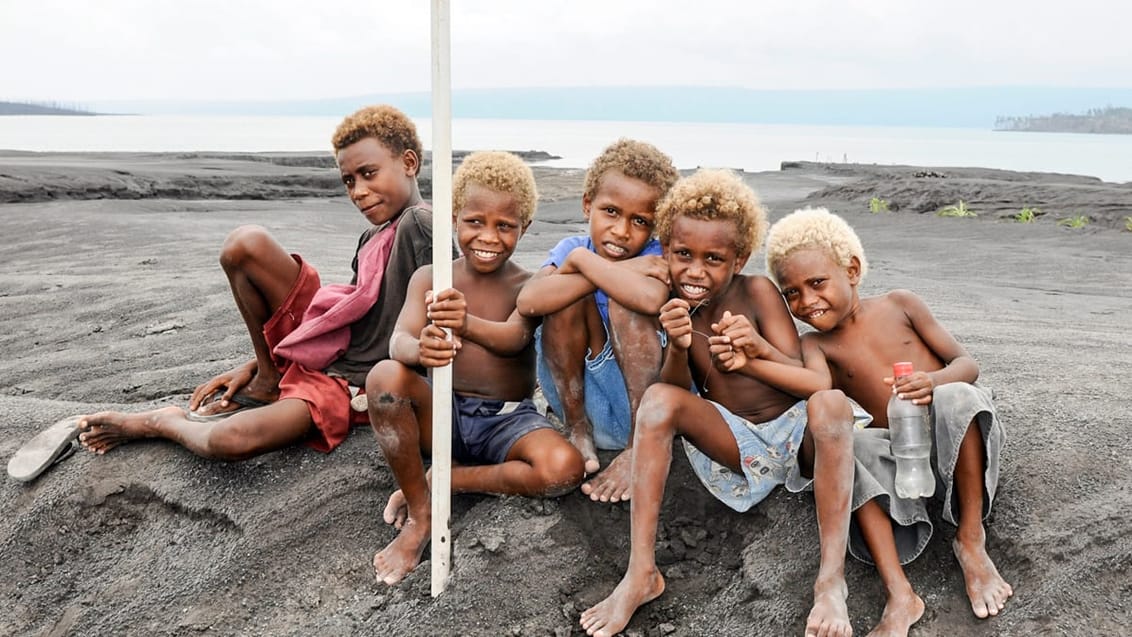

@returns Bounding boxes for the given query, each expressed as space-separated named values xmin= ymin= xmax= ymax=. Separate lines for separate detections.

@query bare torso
xmin=809 ymin=292 xmax=945 ymax=426
xmin=687 ymin=275 xmax=798 ymax=424
xmin=451 ymin=258 xmax=537 ymax=401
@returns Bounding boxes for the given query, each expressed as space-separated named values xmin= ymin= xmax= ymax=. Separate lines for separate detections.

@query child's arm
xmin=515 ymin=264 xmax=598 ymax=317
xmin=563 ymin=249 xmax=670 ymax=314
xmin=709 ymin=277 xmax=830 ymax=397
xmin=885 ymin=290 xmax=979 ymax=405
xmin=427 ymin=287 xmax=536 ymax=357
xmin=389 ymin=267 xmax=458 ymax=368
xmin=657 ymin=298 xmax=694 ymax=389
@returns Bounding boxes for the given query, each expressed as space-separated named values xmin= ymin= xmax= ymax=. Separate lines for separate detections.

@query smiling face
xmin=583 ymin=170 xmax=661 ymax=261
xmin=335 ymin=137 xmax=417 ymax=226
xmin=772 ymin=247 xmax=861 ymax=332
xmin=665 ymin=215 xmax=748 ymax=305
xmin=455 ymin=183 xmax=526 ymax=273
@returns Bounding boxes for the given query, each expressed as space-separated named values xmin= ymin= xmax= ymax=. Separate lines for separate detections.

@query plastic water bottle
xmin=887 ymin=362 xmax=935 ymax=499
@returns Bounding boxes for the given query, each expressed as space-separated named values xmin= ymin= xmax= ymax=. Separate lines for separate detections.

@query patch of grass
xmin=1125 ymin=216 xmax=1132 ymax=232
xmin=1014 ymin=207 xmax=1039 ymax=223
xmin=869 ymin=197 xmax=890 ymax=213
xmin=936 ymin=200 xmax=977 ymax=218
xmin=1057 ymin=214 xmax=1089 ymax=229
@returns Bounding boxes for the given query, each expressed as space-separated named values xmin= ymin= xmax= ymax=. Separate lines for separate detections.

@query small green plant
xmin=1057 ymin=214 xmax=1088 ymax=229
xmin=1015 ymin=207 xmax=1039 ymax=223
xmin=936 ymin=200 xmax=977 ymax=218
xmin=1124 ymin=216 xmax=1132 ymax=232
xmin=869 ymin=197 xmax=890 ymax=213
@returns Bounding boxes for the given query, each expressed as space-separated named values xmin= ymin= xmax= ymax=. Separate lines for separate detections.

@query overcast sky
xmin=2 ymin=0 xmax=1129 ymax=103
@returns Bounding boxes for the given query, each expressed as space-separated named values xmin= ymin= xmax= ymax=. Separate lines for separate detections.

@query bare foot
xmin=953 ymin=528 xmax=1013 ymax=618
xmin=806 ymin=576 xmax=852 ymax=637
xmin=567 ymin=423 xmax=600 ymax=475
xmin=866 ymin=588 xmax=924 ymax=637
xmin=77 ymin=406 xmax=182 ymax=454
xmin=580 ymin=448 xmax=633 ymax=502
xmin=580 ymin=567 xmax=665 ymax=637
xmin=193 ymin=385 xmax=278 ymax=418
xmin=373 ymin=514 xmax=430 ymax=586
xmin=383 ymin=489 xmax=408 ymax=529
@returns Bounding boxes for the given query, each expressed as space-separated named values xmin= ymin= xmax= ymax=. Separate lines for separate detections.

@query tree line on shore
xmin=0 ymin=100 xmax=94 ymax=116
xmin=994 ymin=106 xmax=1132 ymax=134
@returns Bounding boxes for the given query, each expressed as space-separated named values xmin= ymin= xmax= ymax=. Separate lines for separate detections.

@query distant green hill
xmin=995 ymin=106 xmax=1132 ymax=134
xmin=0 ymin=101 xmax=95 ymax=115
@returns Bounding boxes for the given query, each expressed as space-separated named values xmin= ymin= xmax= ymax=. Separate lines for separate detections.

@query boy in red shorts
xmin=76 ymin=104 xmax=443 ymax=459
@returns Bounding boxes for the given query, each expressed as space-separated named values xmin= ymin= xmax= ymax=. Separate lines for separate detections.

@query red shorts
xmin=263 ymin=255 xmax=369 ymax=453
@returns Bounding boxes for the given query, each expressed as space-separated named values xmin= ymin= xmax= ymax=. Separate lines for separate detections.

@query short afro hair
xmin=331 ymin=105 xmax=423 ymax=175
xmin=655 ymin=169 xmax=767 ymax=258
xmin=453 ymin=151 xmax=539 ymax=226
xmin=765 ymin=207 xmax=869 ymax=285
xmin=583 ymin=138 xmax=679 ymax=203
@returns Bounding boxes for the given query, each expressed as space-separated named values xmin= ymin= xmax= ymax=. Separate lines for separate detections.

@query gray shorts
xmin=848 ymin=382 xmax=1005 ymax=565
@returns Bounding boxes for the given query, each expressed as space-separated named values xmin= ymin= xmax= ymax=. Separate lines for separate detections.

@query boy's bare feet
xmin=383 ymin=489 xmax=409 ymax=529
xmin=953 ymin=528 xmax=1012 ymax=618
xmin=866 ymin=588 xmax=924 ymax=637
xmin=806 ymin=576 xmax=853 ymax=637
xmin=580 ymin=567 xmax=665 ymax=637
xmin=373 ymin=512 xmax=430 ymax=586
xmin=580 ymin=449 xmax=633 ymax=502
xmin=77 ymin=406 xmax=183 ymax=453
xmin=192 ymin=383 xmax=278 ymax=418
xmin=566 ymin=421 xmax=600 ymax=475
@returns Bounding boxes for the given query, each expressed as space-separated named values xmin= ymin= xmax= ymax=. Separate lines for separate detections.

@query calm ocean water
xmin=2 ymin=115 xmax=1130 ymax=183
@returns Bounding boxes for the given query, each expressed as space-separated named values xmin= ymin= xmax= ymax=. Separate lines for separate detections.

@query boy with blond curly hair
xmin=766 ymin=207 xmax=1010 ymax=636
xmin=517 ymin=138 xmax=678 ymax=502
xmin=368 ymin=151 xmax=585 ymax=586
xmin=582 ymin=171 xmax=861 ymax=637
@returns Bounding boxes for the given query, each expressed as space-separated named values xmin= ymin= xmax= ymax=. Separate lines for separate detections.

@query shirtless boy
xmin=77 ymin=105 xmax=438 ymax=459
xmin=582 ymin=170 xmax=860 ymax=637
xmin=516 ymin=139 xmax=678 ymax=502
xmin=367 ymin=151 xmax=585 ymax=585
xmin=766 ymin=207 xmax=1011 ymax=635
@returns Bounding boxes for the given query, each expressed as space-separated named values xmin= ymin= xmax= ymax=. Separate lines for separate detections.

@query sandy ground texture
xmin=1 ymin=151 xmax=1130 ymax=636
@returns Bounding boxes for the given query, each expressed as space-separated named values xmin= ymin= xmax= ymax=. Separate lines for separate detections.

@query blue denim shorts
xmin=535 ymin=325 xmax=665 ymax=450
xmin=451 ymin=395 xmax=553 ymax=465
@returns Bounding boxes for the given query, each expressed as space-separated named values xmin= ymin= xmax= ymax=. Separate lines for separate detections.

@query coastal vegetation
xmin=0 ymin=100 xmax=94 ymax=115
xmin=995 ymin=106 xmax=1132 ymax=134
xmin=869 ymin=196 xmax=890 ymax=213
xmin=937 ymin=200 xmax=977 ymax=218
xmin=1014 ymin=207 xmax=1040 ymax=223
xmin=1058 ymin=214 xmax=1089 ymax=229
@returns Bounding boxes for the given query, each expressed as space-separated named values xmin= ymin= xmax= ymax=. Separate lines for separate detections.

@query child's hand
xmin=883 ymin=371 xmax=935 ymax=405
xmin=659 ymin=298 xmax=693 ymax=350
xmin=709 ymin=334 xmax=746 ymax=372
xmin=623 ymin=255 xmax=670 ymax=284
xmin=425 ymin=288 xmax=467 ymax=336
xmin=418 ymin=323 xmax=460 ymax=368
xmin=711 ymin=310 xmax=768 ymax=360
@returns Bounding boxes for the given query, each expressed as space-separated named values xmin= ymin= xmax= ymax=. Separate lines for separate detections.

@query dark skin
xmin=775 ymin=246 xmax=1013 ymax=633
xmin=582 ymin=216 xmax=857 ymax=637
xmin=516 ymin=170 xmax=669 ymax=502
xmin=368 ymin=185 xmax=585 ymax=586
xmin=76 ymin=136 xmax=421 ymax=460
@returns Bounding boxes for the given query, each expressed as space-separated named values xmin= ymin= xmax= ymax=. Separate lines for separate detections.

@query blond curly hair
xmin=583 ymin=138 xmax=679 ymax=203
xmin=452 ymin=151 xmax=539 ymax=226
xmin=764 ymin=207 xmax=869 ymax=285
xmin=655 ymin=169 xmax=767 ymax=258
xmin=331 ymin=105 xmax=423 ymax=175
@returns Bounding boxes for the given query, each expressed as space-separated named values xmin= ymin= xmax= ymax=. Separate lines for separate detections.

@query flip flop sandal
xmin=187 ymin=390 xmax=273 ymax=423
xmin=7 ymin=416 xmax=84 ymax=482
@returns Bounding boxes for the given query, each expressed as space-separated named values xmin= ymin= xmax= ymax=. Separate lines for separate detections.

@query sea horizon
xmin=2 ymin=114 xmax=1130 ymax=184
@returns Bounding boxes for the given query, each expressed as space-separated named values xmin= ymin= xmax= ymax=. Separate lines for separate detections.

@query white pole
xmin=429 ymin=0 xmax=454 ymax=598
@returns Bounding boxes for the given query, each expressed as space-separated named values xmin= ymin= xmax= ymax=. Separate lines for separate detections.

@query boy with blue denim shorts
xmin=582 ymin=170 xmax=861 ymax=637
xmin=366 ymin=151 xmax=585 ymax=586
xmin=516 ymin=139 xmax=679 ymax=502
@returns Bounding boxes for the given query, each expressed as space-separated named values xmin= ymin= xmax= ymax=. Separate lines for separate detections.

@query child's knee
xmin=538 ymin=444 xmax=586 ymax=495
xmin=220 ymin=224 xmax=272 ymax=269
xmin=806 ymin=390 xmax=853 ymax=442
xmin=635 ymin=384 xmax=681 ymax=437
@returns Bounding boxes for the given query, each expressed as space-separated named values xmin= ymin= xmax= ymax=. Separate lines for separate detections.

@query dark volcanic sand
xmin=1 ymin=151 xmax=1129 ymax=636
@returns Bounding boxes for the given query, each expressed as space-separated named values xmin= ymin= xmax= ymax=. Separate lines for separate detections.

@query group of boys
xmin=73 ymin=104 xmax=1011 ymax=637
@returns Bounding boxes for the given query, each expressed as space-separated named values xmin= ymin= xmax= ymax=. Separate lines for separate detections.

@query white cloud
xmin=0 ymin=0 xmax=1128 ymax=102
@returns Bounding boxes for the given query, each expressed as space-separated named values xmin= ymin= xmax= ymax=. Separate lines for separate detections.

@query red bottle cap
xmin=893 ymin=362 xmax=914 ymax=377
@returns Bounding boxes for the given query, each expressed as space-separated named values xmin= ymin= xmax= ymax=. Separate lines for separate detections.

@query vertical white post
xmin=429 ymin=0 xmax=454 ymax=598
